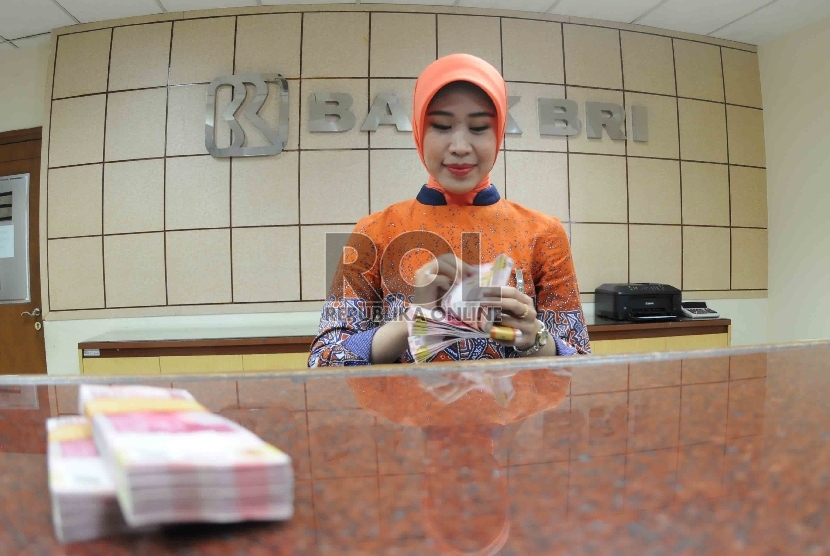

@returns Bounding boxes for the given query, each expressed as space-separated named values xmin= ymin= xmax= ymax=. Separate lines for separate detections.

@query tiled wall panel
xmin=43 ymin=7 xmax=767 ymax=316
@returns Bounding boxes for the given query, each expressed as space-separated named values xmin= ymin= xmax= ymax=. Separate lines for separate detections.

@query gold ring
xmin=519 ymin=304 xmax=529 ymax=319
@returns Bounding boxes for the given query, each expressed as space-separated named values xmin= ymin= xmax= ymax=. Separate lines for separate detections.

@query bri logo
xmin=205 ymin=74 xmax=290 ymax=158
xmin=206 ymin=72 xmax=650 ymax=158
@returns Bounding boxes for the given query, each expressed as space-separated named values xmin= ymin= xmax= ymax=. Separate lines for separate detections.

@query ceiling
xmin=1 ymin=0 xmax=829 ymax=51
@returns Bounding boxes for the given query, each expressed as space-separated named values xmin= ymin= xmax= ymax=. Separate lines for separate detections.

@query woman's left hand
xmin=479 ymin=286 xmax=541 ymax=351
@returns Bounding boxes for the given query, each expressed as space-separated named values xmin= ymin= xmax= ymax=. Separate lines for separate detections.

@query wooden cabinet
xmin=78 ymin=337 xmax=314 ymax=376
xmin=591 ymin=333 xmax=730 ymax=355
xmin=589 ymin=319 xmax=731 ymax=356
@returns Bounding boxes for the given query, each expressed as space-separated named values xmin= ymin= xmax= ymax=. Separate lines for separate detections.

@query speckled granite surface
xmin=1 ymin=343 xmax=828 ymax=554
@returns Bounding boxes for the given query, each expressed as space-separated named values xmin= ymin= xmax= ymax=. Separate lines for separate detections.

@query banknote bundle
xmin=46 ymin=385 xmax=294 ymax=543
xmin=47 ymin=416 xmax=135 ymax=543
xmin=408 ymin=254 xmax=521 ymax=363
xmin=77 ymin=385 xmax=294 ymax=528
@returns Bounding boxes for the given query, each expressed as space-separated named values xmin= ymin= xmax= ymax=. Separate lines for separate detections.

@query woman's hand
xmin=480 ymin=286 xmax=541 ymax=351
xmin=412 ymin=254 xmax=475 ymax=308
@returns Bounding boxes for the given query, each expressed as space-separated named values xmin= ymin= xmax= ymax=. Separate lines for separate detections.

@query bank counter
xmin=1 ymin=341 xmax=828 ymax=553
xmin=76 ymin=316 xmax=732 ymax=376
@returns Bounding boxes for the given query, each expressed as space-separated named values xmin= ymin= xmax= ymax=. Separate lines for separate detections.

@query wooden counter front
xmin=587 ymin=317 xmax=731 ymax=355
xmin=79 ymin=336 xmax=316 ymax=359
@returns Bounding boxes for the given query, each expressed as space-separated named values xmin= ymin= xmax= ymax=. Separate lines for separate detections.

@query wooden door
xmin=0 ymin=128 xmax=46 ymax=374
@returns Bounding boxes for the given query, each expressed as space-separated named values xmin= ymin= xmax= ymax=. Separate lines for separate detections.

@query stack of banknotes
xmin=47 ymin=416 xmax=136 ymax=543
xmin=47 ymin=385 xmax=294 ymax=543
xmin=407 ymin=254 xmax=520 ymax=363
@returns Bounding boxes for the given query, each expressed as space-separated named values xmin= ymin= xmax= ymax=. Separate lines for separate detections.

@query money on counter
xmin=76 ymin=385 xmax=294 ymax=528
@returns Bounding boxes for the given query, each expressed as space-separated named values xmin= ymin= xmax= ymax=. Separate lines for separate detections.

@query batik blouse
xmin=308 ymin=185 xmax=591 ymax=367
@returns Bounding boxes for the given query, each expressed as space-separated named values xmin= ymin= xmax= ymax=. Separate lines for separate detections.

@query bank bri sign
xmin=205 ymin=73 xmax=649 ymax=158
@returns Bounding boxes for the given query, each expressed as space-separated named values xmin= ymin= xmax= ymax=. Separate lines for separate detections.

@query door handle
xmin=21 ymin=308 xmax=41 ymax=317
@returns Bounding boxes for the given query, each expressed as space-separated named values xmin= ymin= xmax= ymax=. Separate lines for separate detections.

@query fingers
xmin=413 ymin=274 xmax=452 ymax=305
xmin=415 ymin=259 xmax=447 ymax=287
xmin=495 ymin=312 xmax=537 ymax=329
xmin=435 ymin=254 xmax=476 ymax=279
xmin=413 ymin=256 xmax=460 ymax=306
xmin=490 ymin=317 xmax=541 ymax=350
xmin=483 ymin=304 xmax=536 ymax=343
xmin=428 ymin=274 xmax=452 ymax=293
xmin=434 ymin=257 xmax=460 ymax=281
xmin=480 ymin=293 xmax=537 ymax=320
xmin=482 ymin=286 xmax=534 ymax=307
xmin=417 ymin=258 xmax=541 ymax=312
xmin=416 ymin=255 xmax=476 ymax=287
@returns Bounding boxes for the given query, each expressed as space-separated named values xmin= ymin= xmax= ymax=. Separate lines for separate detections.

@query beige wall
xmin=760 ymin=15 xmax=830 ymax=342
xmin=0 ymin=40 xmax=51 ymax=133
xmin=40 ymin=5 xmax=768 ymax=322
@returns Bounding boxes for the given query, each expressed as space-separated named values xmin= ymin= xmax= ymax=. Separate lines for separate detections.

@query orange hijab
xmin=412 ymin=54 xmax=508 ymax=206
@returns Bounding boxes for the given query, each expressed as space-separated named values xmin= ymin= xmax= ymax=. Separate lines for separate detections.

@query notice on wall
xmin=0 ymin=225 xmax=13 ymax=259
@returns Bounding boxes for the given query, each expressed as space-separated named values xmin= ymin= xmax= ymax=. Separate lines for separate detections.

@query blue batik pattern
xmin=309 ymin=295 xmax=590 ymax=367
xmin=310 ymin=293 xmax=516 ymax=367
xmin=538 ymin=309 xmax=591 ymax=355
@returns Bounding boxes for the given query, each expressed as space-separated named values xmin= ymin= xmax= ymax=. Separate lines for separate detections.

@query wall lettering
xmin=207 ymin=74 xmax=649 ymax=157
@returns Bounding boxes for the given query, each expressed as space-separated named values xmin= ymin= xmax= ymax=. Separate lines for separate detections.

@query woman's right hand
xmin=412 ymin=254 xmax=474 ymax=309
xmin=371 ymin=255 xmax=471 ymax=364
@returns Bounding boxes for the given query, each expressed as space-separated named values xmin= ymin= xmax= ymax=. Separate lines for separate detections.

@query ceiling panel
xmin=637 ymin=0 xmax=771 ymax=36
xmin=11 ymin=33 xmax=51 ymax=48
xmin=457 ymin=0 xmax=553 ymax=12
xmin=360 ymin=0 xmax=455 ymax=5
xmin=0 ymin=0 xmax=76 ymax=40
xmin=552 ymin=0 xmax=662 ymax=24
xmin=711 ymin=0 xmax=830 ymax=44
xmin=160 ymin=0 xmax=256 ymax=11
xmin=259 ymin=0 xmax=354 ymax=5
xmin=0 ymin=0 xmax=825 ymax=54
xmin=57 ymin=0 xmax=162 ymax=23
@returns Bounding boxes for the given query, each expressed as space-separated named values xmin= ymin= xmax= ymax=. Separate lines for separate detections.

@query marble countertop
xmin=1 ymin=342 xmax=828 ymax=554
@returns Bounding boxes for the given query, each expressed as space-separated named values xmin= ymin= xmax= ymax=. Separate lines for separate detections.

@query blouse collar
xmin=415 ymin=184 xmax=501 ymax=207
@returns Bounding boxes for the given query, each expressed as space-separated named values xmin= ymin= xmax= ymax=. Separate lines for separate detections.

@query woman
xmin=309 ymin=54 xmax=589 ymax=367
